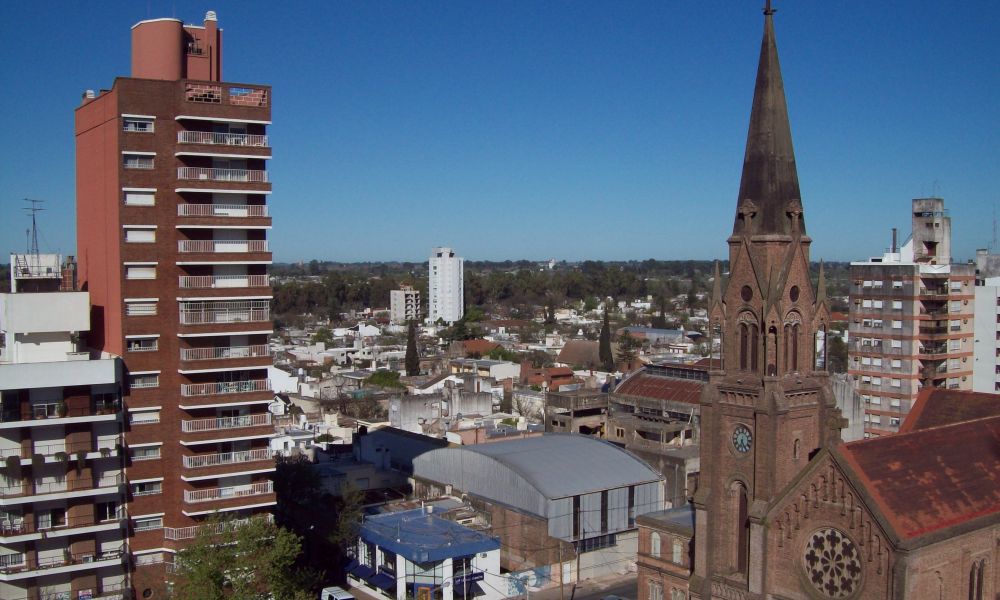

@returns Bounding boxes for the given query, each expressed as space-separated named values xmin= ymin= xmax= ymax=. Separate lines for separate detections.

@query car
xmin=320 ymin=586 xmax=356 ymax=600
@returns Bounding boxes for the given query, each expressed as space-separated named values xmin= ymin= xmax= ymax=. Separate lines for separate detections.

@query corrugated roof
xmin=838 ymin=415 xmax=1000 ymax=540
xmin=460 ymin=433 xmax=662 ymax=499
xmin=613 ymin=373 xmax=703 ymax=405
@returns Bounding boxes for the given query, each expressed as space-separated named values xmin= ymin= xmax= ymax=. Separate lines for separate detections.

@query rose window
xmin=802 ymin=528 xmax=863 ymax=598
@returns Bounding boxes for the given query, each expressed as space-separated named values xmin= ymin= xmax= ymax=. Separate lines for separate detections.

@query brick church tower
xmin=689 ymin=4 xmax=843 ymax=598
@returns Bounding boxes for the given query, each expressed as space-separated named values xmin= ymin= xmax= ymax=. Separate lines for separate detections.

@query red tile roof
xmin=557 ymin=340 xmax=601 ymax=368
xmin=900 ymin=388 xmax=1000 ymax=433
xmin=838 ymin=415 xmax=1000 ymax=540
xmin=613 ymin=372 xmax=704 ymax=405
xmin=461 ymin=339 xmax=501 ymax=356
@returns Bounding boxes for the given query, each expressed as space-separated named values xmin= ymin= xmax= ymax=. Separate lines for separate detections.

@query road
xmin=531 ymin=573 xmax=637 ymax=600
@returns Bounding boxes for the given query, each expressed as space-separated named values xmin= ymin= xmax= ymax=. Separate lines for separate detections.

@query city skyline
xmin=1 ymin=1 xmax=998 ymax=263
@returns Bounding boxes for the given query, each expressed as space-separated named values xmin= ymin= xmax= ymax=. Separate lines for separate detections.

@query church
xmin=635 ymin=4 xmax=1000 ymax=600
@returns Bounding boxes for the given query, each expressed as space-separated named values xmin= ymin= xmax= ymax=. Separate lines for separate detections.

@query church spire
xmin=733 ymin=2 xmax=804 ymax=237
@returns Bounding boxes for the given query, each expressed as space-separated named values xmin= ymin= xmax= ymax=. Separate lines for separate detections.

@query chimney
xmin=891 ymin=228 xmax=898 ymax=253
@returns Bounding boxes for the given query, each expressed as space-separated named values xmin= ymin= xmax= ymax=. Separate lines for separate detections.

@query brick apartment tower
xmin=75 ymin=11 xmax=275 ymax=594
xmin=848 ymin=199 xmax=975 ymax=437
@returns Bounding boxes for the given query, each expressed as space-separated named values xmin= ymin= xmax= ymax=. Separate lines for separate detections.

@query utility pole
xmin=558 ymin=543 xmax=565 ymax=600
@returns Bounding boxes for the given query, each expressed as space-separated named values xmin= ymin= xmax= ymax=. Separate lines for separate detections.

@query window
xmin=650 ymin=532 xmax=661 ymax=557
xmin=873 ymin=300 xmax=883 ymax=309
xmin=892 ymin=280 xmax=904 ymax=289
xmin=672 ymin=540 xmax=683 ymax=564
xmin=890 ymin=399 xmax=901 ymax=409
xmin=861 ymin=357 xmax=871 ymax=366
xmin=891 ymin=339 xmax=903 ymax=349
xmin=873 ymin=280 xmax=884 ymax=288
xmin=125 ymin=302 xmax=157 ymax=316
xmin=950 ymin=301 xmax=962 ymax=313
xmin=125 ymin=265 xmax=156 ymax=280
xmin=870 ymin=396 xmax=882 ymax=406
xmin=97 ymin=501 xmax=120 ymax=521
xmin=890 ymin=379 xmax=901 ymax=388
xmin=123 ymin=191 xmax=155 ymax=206
xmin=862 ymin=280 xmax=872 ymax=288
xmin=872 ymin=357 xmax=883 ymax=367
xmin=36 ymin=509 xmax=66 ymax=530
xmin=124 ymin=227 xmax=155 ymax=243
xmin=872 ymin=377 xmax=882 ymax=386
xmin=123 ymin=153 xmax=154 ymax=169
xmin=122 ymin=117 xmax=154 ymax=133
xmin=891 ymin=320 xmax=902 ymax=329
xmin=129 ymin=410 xmax=160 ymax=425
xmin=574 ymin=533 xmax=616 ymax=553
xmin=891 ymin=359 xmax=901 ymax=369
xmin=127 ymin=337 xmax=158 ymax=352
xmin=134 ymin=516 xmax=163 ymax=532
xmin=129 ymin=374 xmax=159 ymax=389
xmin=131 ymin=446 xmax=161 ymax=461
xmin=949 ymin=339 xmax=961 ymax=351
xmin=969 ymin=559 xmax=986 ymax=600
xmin=873 ymin=320 xmax=883 ymax=328
xmin=892 ymin=300 xmax=902 ymax=310
xmin=131 ymin=481 xmax=162 ymax=496
xmin=889 ymin=417 xmax=901 ymax=427
xmin=134 ymin=552 xmax=164 ymax=566
xmin=648 ymin=581 xmax=663 ymax=600
xmin=862 ymin=299 xmax=872 ymax=309
xmin=950 ymin=320 xmax=962 ymax=331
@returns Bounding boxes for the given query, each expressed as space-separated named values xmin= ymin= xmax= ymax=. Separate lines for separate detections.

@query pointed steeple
xmin=733 ymin=3 xmax=804 ymax=237
xmin=815 ymin=260 xmax=827 ymax=305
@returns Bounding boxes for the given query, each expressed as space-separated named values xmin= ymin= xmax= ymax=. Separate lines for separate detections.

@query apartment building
xmin=428 ymin=247 xmax=464 ymax=324
xmin=848 ymin=198 xmax=975 ymax=437
xmin=972 ymin=249 xmax=1000 ymax=392
xmin=389 ymin=285 xmax=421 ymax=324
xmin=1 ymin=255 xmax=127 ymax=600
xmin=74 ymin=12 xmax=275 ymax=595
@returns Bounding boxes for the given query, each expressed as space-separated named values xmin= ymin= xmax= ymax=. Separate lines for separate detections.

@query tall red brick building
xmin=637 ymin=5 xmax=1000 ymax=600
xmin=75 ymin=11 xmax=275 ymax=596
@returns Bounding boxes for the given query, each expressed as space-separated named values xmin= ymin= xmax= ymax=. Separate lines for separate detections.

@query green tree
xmin=599 ymin=310 xmax=614 ymax=371
xmin=618 ymin=331 xmax=641 ymax=369
xmin=329 ymin=483 xmax=365 ymax=553
xmin=827 ymin=334 xmax=848 ymax=373
xmin=367 ymin=370 xmax=404 ymax=389
xmin=405 ymin=320 xmax=420 ymax=376
xmin=312 ymin=327 xmax=333 ymax=345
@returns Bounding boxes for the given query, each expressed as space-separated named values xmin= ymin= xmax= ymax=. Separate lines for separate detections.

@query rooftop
xmin=361 ymin=508 xmax=500 ymax=562
xmin=637 ymin=504 xmax=695 ymax=535
xmin=899 ymin=388 xmax=1000 ymax=433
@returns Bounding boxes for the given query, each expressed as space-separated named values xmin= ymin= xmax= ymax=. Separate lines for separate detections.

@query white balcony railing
xmin=180 ymin=344 xmax=270 ymax=362
xmin=182 ymin=448 xmax=272 ymax=469
xmin=179 ymin=379 xmax=271 ymax=397
xmin=163 ymin=514 xmax=272 ymax=540
xmin=181 ymin=412 xmax=272 ymax=433
xmin=177 ymin=167 xmax=268 ymax=183
xmin=178 ymin=203 xmax=269 ymax=218
xmin=178 ymin=131 xmax=268 ymax=147
xmin=178 ymin=301 xmax=270 ymax=325
xmin=184 ymin=481 xmax=273 ymax=503
xmin=178 ymin=275 xmax=270 ymax=289
xmin=177 ymin=240 xmax=270 ymax=253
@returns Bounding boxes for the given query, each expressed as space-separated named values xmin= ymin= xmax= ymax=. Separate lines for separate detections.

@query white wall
xmin=429 ymin=247 xmax=464 ymax=324
xmin=972 ymin=281 xmax=1000 ymax=393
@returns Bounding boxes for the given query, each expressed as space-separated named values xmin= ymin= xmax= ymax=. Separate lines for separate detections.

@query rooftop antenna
xmin=23 ymin=199 xmax=45 ymax=257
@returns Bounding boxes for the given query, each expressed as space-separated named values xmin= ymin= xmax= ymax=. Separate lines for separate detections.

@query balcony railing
xmin=178 ymin=275 xmax=270 ymax=289
xmin=0 ymin=512 xmax=123 ymax=537
xmin=182 ymin=448 xmax=271 ymax=469
xmin=177 ymin=167 xmax=268 ymax=183
xmin=0 ymin=474 xmax=122 ymax=498
xmin=178 ymin=203 xmax=269 ymax=218
xmin=179 ymin=302 xmax=270 ymax=325
xmin=181 ymin=412 xmax=272 ymax=433
xmin=184 ymin=481 xmax=273 ymax=503
xmin=177 ymin=240 xmax=270 ymax=253
xmin=0 ymin=439 xmax=118 ymax=460
xmin=0 ymin=549 xmax=124 ymax=575
xmin=178 ymin=131 xmax=268 ymax=147
xmin=180 ymin=344 xmax=270 ymax=362
xmin=180 ymin=379 xmax=270 ymax=398
xmin=0 ymin=402 xmax=120 ymax=424
xmin=163 ymin=514 xmax=273 ymax=540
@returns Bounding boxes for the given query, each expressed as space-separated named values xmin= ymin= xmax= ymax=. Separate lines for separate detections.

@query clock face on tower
xmin=732 ymin=424 xmax=753 ymax=454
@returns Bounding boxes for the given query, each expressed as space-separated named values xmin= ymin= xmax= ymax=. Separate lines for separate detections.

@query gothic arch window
xmin=785 ymin=312 xmax=802 ymax=374
xmin=767 ymin=326 xmax=778 ymax=376
xmin=968 ymin=559 xmax=985 ymax=600
xmin=729 ymin=480 xmax=750 ymax=576
xmin=650 ymin=531 xmax=661 ymax=558
xmin=793 ymin=438 xmax=801 ymax=460
xmin=737 ymin=313 xmax=759 ymax=373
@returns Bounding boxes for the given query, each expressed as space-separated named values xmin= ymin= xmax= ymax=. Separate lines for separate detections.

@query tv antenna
xmin=23 ymin=199 xmax=45 ymax=256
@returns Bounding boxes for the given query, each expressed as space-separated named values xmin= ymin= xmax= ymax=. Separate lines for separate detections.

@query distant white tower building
xmin=428 ymin=246 xmax=464 ymax=324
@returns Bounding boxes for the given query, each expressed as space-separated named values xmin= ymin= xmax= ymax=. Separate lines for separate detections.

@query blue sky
xmin=1 ymin=1 xmax=997 ymax=263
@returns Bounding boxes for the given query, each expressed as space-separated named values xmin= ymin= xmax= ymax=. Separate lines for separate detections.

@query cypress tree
xmin=599 ymin=309 xmax=614 ymax=371
xmin=405 ymin=320 xmax=420 ymax=376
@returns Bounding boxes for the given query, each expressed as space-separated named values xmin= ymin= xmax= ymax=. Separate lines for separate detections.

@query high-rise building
xmin=848 ymin=198 xmax=975 ymax=437
xmin=428 ymin=247 xmax=464 ymax=324
xmin=1 ymin=254 xmax=127 ymax=600
xmin=74 ymin=12 xmax=275 ymax=595
xmin=972 ymin=249 xmax=1000 ymax=393
xmin=389 ymin=285 xmax=421 ymax=324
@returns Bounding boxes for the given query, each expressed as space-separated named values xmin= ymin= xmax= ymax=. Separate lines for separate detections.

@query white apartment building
xmin=428 ymin=247 xmax=464 ymax=324
xmin=0 ymin=255 xmax=127 ymax=600
xmin=389 ymin=285 xmax=421 ymax=324
xmin=972 ymin=249 xmax=1000 ymax=393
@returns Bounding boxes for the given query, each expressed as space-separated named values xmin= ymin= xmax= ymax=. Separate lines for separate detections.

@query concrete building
xmin=74 ymin=12 xmax=275 ymax=594
xmin=972 ymin=249 xmax=1000 ymax=393
xmin=349 ymin=508 xmax=507 ymax=600
xmin=849 ymin=198 xmax=975 ymax=437
xmin=428 ymin=247 xmax=464 ymax=324
xmin=544 ymin=389 xmax=608 ymax=436
xmin=0 ymin=257 xmax=128 ymax=600
xmin=390 ymin=285 xmax=422 ymax=325
xmin=412 ymin=434 xmax=665 ymax=584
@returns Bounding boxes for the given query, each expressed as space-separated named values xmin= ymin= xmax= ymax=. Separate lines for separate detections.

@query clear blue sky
xmin=1 ymin=1 xmax=997 ymax=263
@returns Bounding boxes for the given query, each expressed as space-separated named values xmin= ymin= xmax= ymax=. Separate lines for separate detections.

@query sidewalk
xmin=528 ymin=572 xmax=637 ymax=600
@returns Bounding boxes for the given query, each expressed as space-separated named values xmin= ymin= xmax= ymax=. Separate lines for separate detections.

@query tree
xmin=405 ymin=320 xmax=420 ymax=376
xmin=618 ymin=332 xmax=641 ymax=369
xmin=599 ymin=310 xmax=614 ymax=371
xmin=312 ymin=327 xmax=333 ymax=345
xmin=172 ymin=515 xmax=316 ymax=600
xmin=329 ymin=483 xmax=365 ymax=553
xmin=827 ymin=334 xmax=848 ymax=373
xmin=367 ymin=370 xmax=404 ymax=389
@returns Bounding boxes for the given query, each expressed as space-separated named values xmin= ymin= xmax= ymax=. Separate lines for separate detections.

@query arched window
xmin=650 ymin=532 xmax=661 ymax=558
xmin=672 ymin=540 xmax=683 ymax=564
xmin=740 ymin=323 xmax=749 ymax=371
xmin=751 ymin=324 xmax=759 ymax=372
xmin=791 ymin=323 xmax=800 ymax=372
xmin=793 ymin=439 xmax=801 ymax=460
xmin=969 ymin=559 xmax=985 ymax=600
xmin=729 ymin=481 xmax=750 ymax=576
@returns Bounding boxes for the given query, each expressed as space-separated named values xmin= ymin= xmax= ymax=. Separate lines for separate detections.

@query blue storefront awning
xmin=369 ymin=572 xmax=395 ymax=591
xmin=351 ymin=564 xmax=376 ymax=580
xmin=455 ymin=582 xmax=485 ymax=597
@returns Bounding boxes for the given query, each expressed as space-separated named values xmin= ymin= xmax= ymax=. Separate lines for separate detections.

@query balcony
xmin=181 ymin=413 xmax=272 ymax=433
xmin=0 ymin=512 xmax=123 ymax=539
xmin=182 ymin=448 xmax=271 ymax=469
xmin=180 ymin=344 xmax=270 ymax=362
xmin=178 ymin=275 xmax=270 ymax=289
xmin=0 ymin=548 xmax=125 ymax=580
xmin=178 ymin=204 xmax=269 ymax=218
xmin=184 ymin=481 xmax=273 ymax=503
xmin=178 ymin=240 xmax=270 ymax=253
xmin=1 ymin=438 xmax=118 ymax=462
xmin=179 ymin=301 xmax=271 ymax=325
xmin=180 ymin=379 xmax=271 ymax=398
xmin=177 ymin=167 xmax=267 ymax=183
xmin=0 ymin=401 xmax=120 ymax=429
xmin=178 ymin=131 xmax=268 ymax=147
xmin=163 ymin=514 xmax=272 ymax=540
xmin=0 ymin=474 xmax=122 ymax=500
